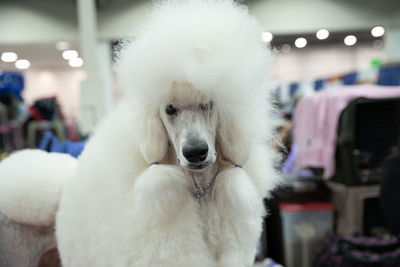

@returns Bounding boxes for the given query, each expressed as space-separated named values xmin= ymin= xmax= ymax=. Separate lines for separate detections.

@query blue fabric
xmin=64 ymin=140 xmax=86 ymax=158
xmin=50 ymin=137 xmax=66 ymax=154
xmin=275 ymin=86 xmax=281 ymax=102
xmin=0 ymin=72 xmax=24 ymax=100
xmin=342 ymin=72 xmax=358 ymax=85
xmin=37 ymin=131 xmax=54 ymax=151
xmin=38 ymin=131 xmax=85 ymax=158
xmin=289 ymin=83 xmax=299 ymax=97
xmin=314 ymin=79 xmax=325 ymax=91
xmin=378 ymin=65 xmax=400 ymax=86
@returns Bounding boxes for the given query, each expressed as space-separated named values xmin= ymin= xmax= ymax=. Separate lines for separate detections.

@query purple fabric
xmin=281 ymin=144 xmax=313 ymax=177
xmin=294 ymin=84 xmax=400 ymax=179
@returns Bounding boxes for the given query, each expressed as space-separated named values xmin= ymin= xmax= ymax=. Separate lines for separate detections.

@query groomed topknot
xmin=116 ymin=0 xmax=273 ymax=111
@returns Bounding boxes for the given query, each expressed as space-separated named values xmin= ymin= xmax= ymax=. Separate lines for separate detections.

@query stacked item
xmin=25 ymin=97 xmax=65 ymax=148
xmin=293 ymin=84 xmax=400 ymax=265
xmin=0 ymin=72 xmax=25 ymax=156
xmin=280 ymin=202 xmax=334 ymax=267
xmin=335 ymin=98 xmax=400 ymax=185
xmin=328 ymin=181 xmax=381 ymax=236
xmin=25 ymin=97 xmax=86 ymax=155
xmin=294 ymin=84 xmax=400 ymax=181
xmin=263 ymin=177 xmax=332 ymax=266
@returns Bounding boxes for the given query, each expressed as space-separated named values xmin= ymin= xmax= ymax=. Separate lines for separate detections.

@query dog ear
xmin=217 ymin=114 xmax=250 ymax=165
xmin=137 ymin=106 xmax=168 ymax=164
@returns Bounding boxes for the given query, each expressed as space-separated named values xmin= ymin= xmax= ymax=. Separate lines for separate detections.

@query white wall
xmin=0 ymin=0 xmax=78 ymax=44
xmin=22 ymin=70 xmax=86 ymax=123
xmin=386 ymin=29 xmax=400 ymax=61
xmin=270 ymin=44 xmax=387 ymax=82
xmin=98 ymin=0 xmax=151 ymax=39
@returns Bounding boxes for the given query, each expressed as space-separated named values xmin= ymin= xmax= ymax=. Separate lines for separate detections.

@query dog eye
xmin=200 ymin=101 xmax=213 ymax=112
xmin=165 ymin=104 xmax=178 ymax=115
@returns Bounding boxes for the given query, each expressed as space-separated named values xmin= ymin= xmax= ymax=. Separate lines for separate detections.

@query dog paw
xmin=132 ymin=165 xmax=193 ymax=217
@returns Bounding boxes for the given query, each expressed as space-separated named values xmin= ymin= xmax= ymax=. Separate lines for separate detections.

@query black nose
xmin=182 ymin=139 xmax=209 ymax=163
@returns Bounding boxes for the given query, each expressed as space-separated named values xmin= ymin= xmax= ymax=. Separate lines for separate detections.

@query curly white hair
xmin=0 ymin=1 xmax=281 ymax=266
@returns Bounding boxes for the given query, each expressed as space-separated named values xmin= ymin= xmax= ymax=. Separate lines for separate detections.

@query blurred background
xmin=0 ymin=0 xmax=399 ymax=135
xmin=0 ymin=0 xmax=400 ymax=267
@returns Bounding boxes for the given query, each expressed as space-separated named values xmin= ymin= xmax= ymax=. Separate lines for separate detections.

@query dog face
xmin=159 ymin=85 xmax=218 ymax=171
xmin=138 ymin=83 xmax=249 ymax=168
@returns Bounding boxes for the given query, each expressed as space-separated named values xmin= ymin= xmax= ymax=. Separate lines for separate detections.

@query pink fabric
xmin=294 ymin=84 xmax=400 ymax=179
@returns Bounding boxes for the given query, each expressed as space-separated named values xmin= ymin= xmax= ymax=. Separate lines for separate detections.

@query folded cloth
xmin=38 ymin=131 xmax=85 ymax=158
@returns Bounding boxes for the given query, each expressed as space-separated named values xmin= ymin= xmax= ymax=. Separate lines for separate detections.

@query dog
xmin=0 ymin=1 xmax=280 ymax=266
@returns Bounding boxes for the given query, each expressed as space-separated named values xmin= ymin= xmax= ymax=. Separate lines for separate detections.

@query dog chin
xmin=182 ymin=161 xmax=213 ymax=171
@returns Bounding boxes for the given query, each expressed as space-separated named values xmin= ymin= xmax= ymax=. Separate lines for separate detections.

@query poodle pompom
xmin=133 ymin=164 xmax=191 ymax=218
xmin=0 ymin=150 xmax=77 ymax=226
xmin=213 ymin=167 xmax=264 ymax=218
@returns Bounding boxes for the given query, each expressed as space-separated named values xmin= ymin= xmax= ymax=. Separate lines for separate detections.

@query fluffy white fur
xmin=0 ymin=150 xmax=77 ymax=226
xmin=0 ymin=1 xmax=281 ymax=266
xmin=56 ymin=1 xmax=280 ymax=266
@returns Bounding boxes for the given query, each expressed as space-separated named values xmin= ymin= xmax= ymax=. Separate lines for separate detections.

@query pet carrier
xmin=334 ymin=97 xmax=400 ymax=186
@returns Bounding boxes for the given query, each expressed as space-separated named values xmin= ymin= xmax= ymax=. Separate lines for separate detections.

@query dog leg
xmin=202 ymin=167 xmax=265 ymax=267
xmin=127 ymin=164 xmax=215 ymax=267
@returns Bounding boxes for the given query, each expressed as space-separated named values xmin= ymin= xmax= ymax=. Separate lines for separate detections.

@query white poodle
xmin=0 ymin=1 xmax=280 ymax=266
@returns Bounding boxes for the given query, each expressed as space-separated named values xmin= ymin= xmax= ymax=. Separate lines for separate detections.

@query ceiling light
xmin=69 ymin=58 xmax=83 ymax=67
xmin=281 ymin=44 xmax=291 ymax=53
xmin=56 ymin=41 xmax=71 ymax=51
xmin=316 ymin=29 xmax=329 ymax=40
xmin=1 ymin=52 xmax=18 ymax=62
xmin=15 ymin=59 xmax=30 ymax=69
xmin=344 ymin=35 xmax=357 ymax=46
xmin=295 ymin=37 xmax=307 ymax=48
xmin=62 ymin=50 xmax=78 ymax=60
xmin=261 ymin=31 xmax=273 ymax=43
xmin=371 ymin=26 xmax=385 ymax=37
